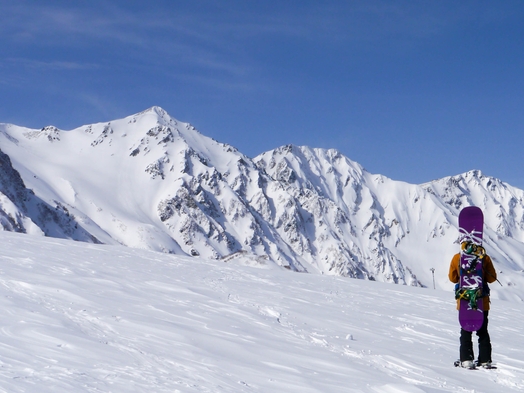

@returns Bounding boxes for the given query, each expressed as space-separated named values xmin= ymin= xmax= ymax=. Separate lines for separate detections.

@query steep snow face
xmin=423 ymin=170 xmax=524 ymax=241
xmin=422 ymin=170 xmax=524 ymax=279
xmin=0 ymin=147 xmax=96 ymax=241
xmin=256 ymin=146 xmax=524 ymax=289
xmin=255 ymin=145 xmax=420 ymax=284
xmin=1 ymin=107 xmax=524 ymax=289
xmin=0 ymin=107 xmax=308 ymax=271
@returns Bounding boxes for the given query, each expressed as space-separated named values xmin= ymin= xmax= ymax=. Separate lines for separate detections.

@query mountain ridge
xmin=1 ymin=107 xmax=523 ymax=290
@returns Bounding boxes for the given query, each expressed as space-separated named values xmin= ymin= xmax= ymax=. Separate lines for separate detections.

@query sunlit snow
xmin=0 ymin=231 xmax=523 ymax=392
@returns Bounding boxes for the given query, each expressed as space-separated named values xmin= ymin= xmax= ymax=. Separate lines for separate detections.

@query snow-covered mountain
xmin=1 ymin=107 xmax=524 ymax=289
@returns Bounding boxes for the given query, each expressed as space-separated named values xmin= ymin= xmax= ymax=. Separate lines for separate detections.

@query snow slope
xmin=0 ymin=230 xmax=523 ymax=392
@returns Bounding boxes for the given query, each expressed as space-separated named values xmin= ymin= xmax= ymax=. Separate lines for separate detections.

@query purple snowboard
xmin=458 ymin=206 xmax=484 ymax=332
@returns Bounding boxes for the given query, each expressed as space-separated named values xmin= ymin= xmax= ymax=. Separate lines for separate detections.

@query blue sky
xmin=1 ymin=0 xmax=524 ymax=188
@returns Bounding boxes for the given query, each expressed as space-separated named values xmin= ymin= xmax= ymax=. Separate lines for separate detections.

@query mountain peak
xmin=127 ymin=106 xmax=173 ymax=127
xmin=143 ymin=106 xmax=169 ymax=119
xmin=464 ymin=169 xmax=483 ymax=179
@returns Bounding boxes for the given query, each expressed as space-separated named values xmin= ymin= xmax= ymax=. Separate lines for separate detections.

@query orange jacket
xmin=448 ymin=253 xmax=497 ymax=310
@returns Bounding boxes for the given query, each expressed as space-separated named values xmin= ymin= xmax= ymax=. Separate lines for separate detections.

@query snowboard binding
xmin=455 ymin=285 xmax=483 ymax=310
xmin=461 ymin=241 xmax=485 ymax=258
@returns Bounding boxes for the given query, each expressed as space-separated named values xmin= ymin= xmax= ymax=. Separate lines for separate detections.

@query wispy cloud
xmin=1 ymin=1 xmax=519 ymax=95
xmin=2 ymin=1 xmax=518 ymax=50
xmin=0 ymin=2 xmax=256 ymax=80
xmin=0 ymin=2 xmax=158 ymax=49
xmin=5 ymin=58 xmax=99 ymax=71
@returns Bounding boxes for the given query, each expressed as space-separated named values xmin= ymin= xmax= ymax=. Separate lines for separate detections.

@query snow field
xmin=0 ymin=231 xmax=523 ymax=392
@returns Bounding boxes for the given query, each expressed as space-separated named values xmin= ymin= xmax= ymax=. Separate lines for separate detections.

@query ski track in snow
xmin=0 ymin=231 xmax=523 ymax=392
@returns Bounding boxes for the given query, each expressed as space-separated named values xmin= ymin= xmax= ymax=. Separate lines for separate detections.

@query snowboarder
xmin=449 ymin=243 xmax=497 ymax=369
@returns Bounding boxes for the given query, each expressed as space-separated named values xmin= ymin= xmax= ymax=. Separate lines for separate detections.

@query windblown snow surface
xmin=1 ymin=231 xmax=523 ymax=392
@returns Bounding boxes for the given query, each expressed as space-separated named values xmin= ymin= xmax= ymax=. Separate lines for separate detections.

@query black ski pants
xmin=460 ymin=311 xmax=492 ymax=363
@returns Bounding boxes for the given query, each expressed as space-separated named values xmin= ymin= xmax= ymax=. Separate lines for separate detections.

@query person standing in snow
xmin=448 ymin=245 xmax=497 ymax=369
